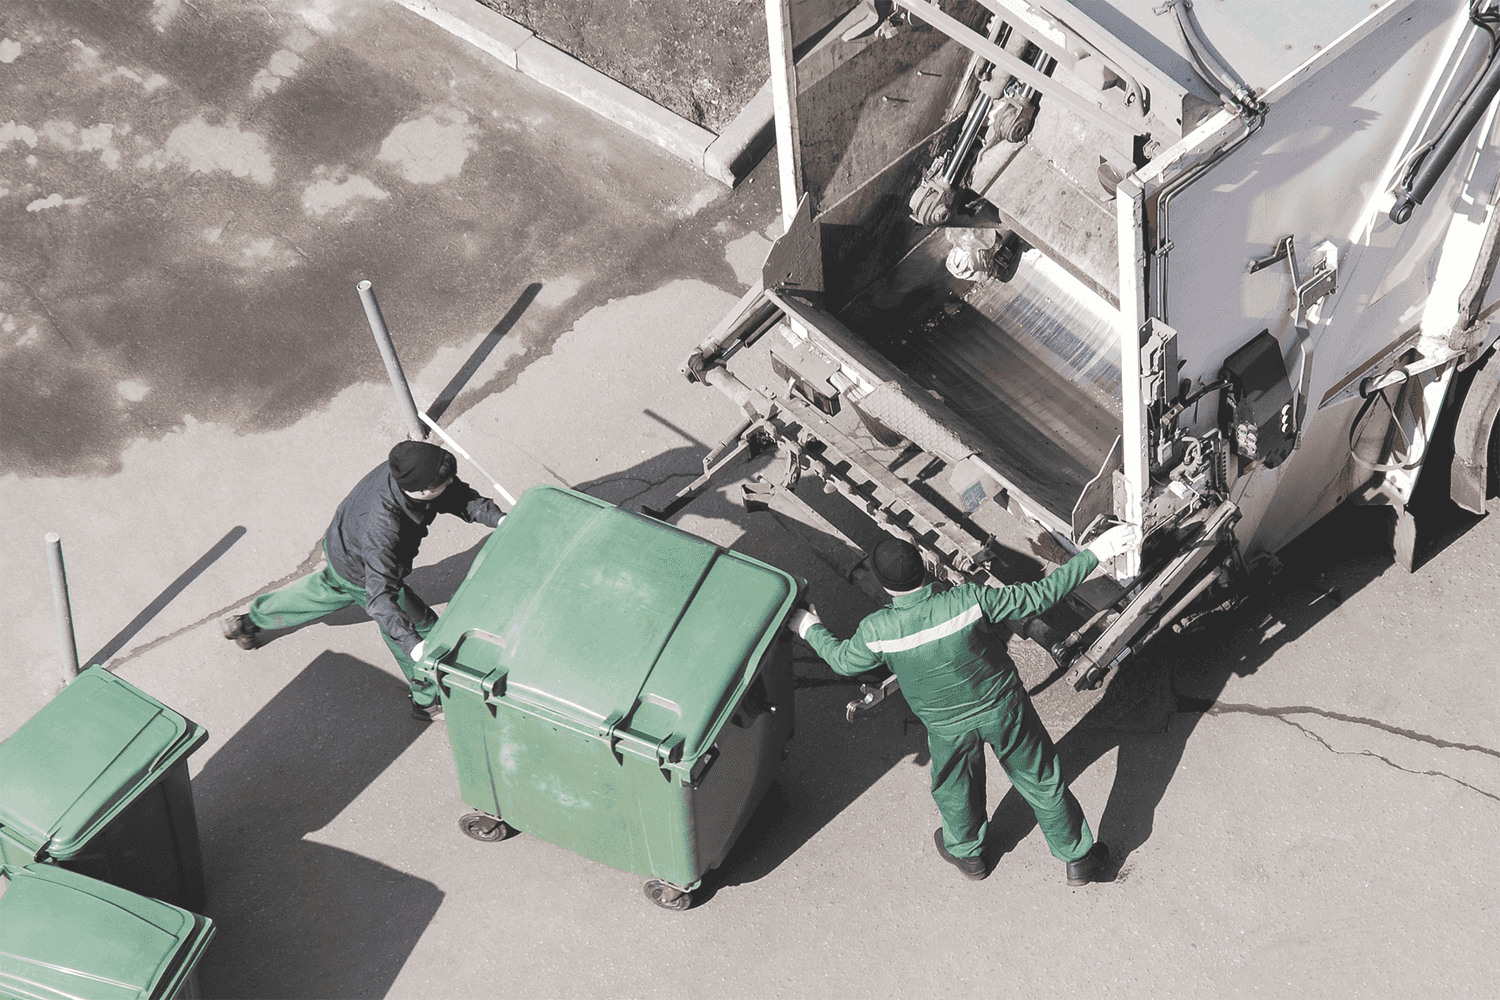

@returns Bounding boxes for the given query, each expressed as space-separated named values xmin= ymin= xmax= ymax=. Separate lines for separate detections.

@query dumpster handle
xmin=688 ymin=745 xmax=720 ymax=789
xmin=433 ymin=629 xmax=510 ymax=701
xmin=600 ymin=709 xmax=627 ymax=764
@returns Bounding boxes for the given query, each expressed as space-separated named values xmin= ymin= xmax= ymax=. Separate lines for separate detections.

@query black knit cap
xmin=872 ymin=538 xmax=925 ymax=591
xmin=389 ymin=441 xmax=455 ymax=492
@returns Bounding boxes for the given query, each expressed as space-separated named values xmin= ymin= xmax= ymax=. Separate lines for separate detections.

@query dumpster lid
xmin=0 ymin=667 xmax=207 ymax=860
xmin=0 ymin=863 xmax=214 ymax=1000
xmin=425 ymin=486 xmax=797 ymax=761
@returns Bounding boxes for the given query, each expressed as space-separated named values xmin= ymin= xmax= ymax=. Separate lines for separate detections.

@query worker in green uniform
xmin=789 ymin=525 xmax=1135 ymax=883
xmin=222 ymin=441 xmax=504 ymax=722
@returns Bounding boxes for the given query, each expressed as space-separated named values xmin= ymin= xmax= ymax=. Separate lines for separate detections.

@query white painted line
xmin=419 ymin=410 xmax=517 ymax=506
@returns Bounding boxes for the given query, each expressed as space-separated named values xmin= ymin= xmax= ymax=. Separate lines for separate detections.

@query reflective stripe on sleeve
xmin=866 ymin=604 xmax=983 ymax=654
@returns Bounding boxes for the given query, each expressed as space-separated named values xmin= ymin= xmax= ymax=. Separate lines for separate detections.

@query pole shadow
xmin=190 ymin=652 xmax=443 ymax=998
xmin=87 ymin=526 xmax=246 ymax=667
xmin=425 ymin=283 xmax=542 ymax=424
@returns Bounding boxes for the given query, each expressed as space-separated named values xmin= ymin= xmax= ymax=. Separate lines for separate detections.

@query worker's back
xmin=858 ymin=582 xmax=1021 ymax=735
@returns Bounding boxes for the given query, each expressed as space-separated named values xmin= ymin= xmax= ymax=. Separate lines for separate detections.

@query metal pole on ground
xmin=357 ymin=279 xmax=426 ymax=440
xmin=418 ymin=411 xmax=518 ymax=506
xmin=45 ymin=533 xmax=81 ymax=684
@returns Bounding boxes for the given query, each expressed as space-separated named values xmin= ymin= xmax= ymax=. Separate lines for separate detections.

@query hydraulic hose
xmin=1390 ymin=44 xmax=1500 ymax=223
xmin=1170 ymin=0 xmax=1262 ymax=122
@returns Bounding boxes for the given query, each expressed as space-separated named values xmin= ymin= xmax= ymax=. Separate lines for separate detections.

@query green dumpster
xmin=0 ymin=862 xmax=214 ymax=1000
xmin=418 ymin=485 xmax=799 ymax=910
xmin=0 ymin=667 xmax=209 ymax=912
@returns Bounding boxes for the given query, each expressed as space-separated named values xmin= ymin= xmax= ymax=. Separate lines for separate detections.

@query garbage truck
xmin=667 ymin=0 xmax=1500 ymax=694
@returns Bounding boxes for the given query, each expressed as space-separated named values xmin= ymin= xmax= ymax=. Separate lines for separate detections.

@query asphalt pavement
xmin=2 ymin=2 xmax=1497 ymax=998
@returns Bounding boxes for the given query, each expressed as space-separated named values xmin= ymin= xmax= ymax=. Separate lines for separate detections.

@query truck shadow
xmin=985 ymin=502 xmax=1401 ymax=874
xmin=190 ymin=652 xmax=442 ymax=999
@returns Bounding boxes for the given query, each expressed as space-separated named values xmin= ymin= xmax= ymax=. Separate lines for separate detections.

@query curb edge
xmin=389 ymin=0 xmax=773 ymax=188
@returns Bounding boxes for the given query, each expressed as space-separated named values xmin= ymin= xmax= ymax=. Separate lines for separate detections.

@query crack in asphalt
xmin=100 ymin=539 xmax=327 ymax=670
xmin=580 ymin=469 xmax=697 ymax=504
xmin=1208 ymin=701 xmax=1500 ymax=802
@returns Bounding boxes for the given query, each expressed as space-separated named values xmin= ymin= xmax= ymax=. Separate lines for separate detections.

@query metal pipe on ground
xmin=357 ymin=279 xmax=427 ymax=441
xmin=45 ymin=532 xmax=80 ymax=685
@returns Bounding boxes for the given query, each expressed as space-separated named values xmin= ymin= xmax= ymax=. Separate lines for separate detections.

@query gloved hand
xmin=1087 ymin=522 xmax=1138 ymax=562
xmin=410 ymin=640 xmax=426 ymax=663
xmin=786 ymin=605 xmax=822 ymax=639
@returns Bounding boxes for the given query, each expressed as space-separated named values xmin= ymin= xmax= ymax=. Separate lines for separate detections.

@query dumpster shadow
xmin=191 ymin=652 xmax=443 ymax=998
xmin=984 ymin=502 xmax=1398 ymax=876
xmin=702 ymin=676 xmax=930 ymax=901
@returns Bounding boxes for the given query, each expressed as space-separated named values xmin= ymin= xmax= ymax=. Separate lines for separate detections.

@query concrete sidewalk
xmin=391 ymin=0 xmax=775 ymax=186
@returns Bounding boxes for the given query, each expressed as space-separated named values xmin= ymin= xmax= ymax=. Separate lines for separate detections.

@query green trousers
xmin=928 ymin=692 xmax=1093 ymax=862
xmin=247 ymin=558 xmax=439 ymax=707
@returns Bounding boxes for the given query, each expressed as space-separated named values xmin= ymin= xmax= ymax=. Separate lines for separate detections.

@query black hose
xmin=1180 ymin=378 xmax=1230 ymax=410
xmin=1391 ymin=1 xmax=1500 ymax=223
xmin=1172 ymin=0 xmax=1262 ymax=121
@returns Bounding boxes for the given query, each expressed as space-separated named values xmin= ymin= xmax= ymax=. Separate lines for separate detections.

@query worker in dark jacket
xmin=223 ymin=441 xmax=505 ymax=721
xmin=789 ymin=526 xmax=1134 ymax=884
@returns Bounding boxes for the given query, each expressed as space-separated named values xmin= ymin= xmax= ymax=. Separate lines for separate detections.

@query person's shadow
xmin=984 ymin=501 xmax=1401 ymax=874
xmin=191 ymin=652 xmax=443 ymax=998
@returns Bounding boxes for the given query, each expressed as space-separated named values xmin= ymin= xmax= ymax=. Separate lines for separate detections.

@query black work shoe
xmin=221 ymin=614 xmax=261 ymax=650
xmin=410 ymin=698 xmax=445 ymax=723
xmin=1066 ymin=842 xmax=1110 ymax=885
xmin=933 ymin=828 xmax=988 ymax=881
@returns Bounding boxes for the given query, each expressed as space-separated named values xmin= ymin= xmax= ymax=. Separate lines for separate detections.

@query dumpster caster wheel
xmin=643 ymin=879 xmax=693 ymax=911
xmin=459 ymin=812 xmax=511 ymax=842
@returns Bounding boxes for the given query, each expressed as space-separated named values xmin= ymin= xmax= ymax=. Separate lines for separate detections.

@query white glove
xmin=787 ymin=607 xmax=822 ymax=639
xmin=410 ymin=640 xmax=426 ymax=663
xmin=1087 ymin=523 xmax=1138 ymax=562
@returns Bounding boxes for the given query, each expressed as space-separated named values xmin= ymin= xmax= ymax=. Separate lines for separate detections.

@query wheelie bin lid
xmin=421 ymin=485 xmax=799 ymax=765
xmin=0 ymin=862 xmax=214 ymax=1000
xmin=0 ymin=667 xmax=208 ymax=862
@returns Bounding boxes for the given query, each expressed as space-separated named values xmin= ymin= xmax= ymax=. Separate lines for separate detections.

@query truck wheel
xmin=459 ymin=812 xmax=511 ymax=842
xmin=1488 ymin=411 xmax=1500 ymax=498
xmin=643 ymin=879 xmax=693 ymax=911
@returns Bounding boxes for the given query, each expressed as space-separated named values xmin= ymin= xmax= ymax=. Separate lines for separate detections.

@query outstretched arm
xmin=801 ymin=617 xmax=884 ymax=677
xmin=977 ymin=550 xmax=1099 ymax=623
xmin=437 ymin=477 xmax=503 ymax=528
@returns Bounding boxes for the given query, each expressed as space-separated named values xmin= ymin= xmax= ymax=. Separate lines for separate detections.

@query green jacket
xmin=805 ymin=551 xmax=1098 ymax=735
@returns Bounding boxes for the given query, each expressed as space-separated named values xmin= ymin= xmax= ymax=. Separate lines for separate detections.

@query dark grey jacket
xmin=324 ymin=462 xmax=503 ymax=654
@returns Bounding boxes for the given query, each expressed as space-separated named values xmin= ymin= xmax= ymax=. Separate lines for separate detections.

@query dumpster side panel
xmin=492 ymin=707 xmax=648 ymax=874
xmin=622 ymin=755 xmax=696 ymax=888
xmin=442 ymin=684 xmax=504 ymax=819
xmin=687 ymin=639 xmax=796 ymax=875
xmin=58 ymin=760 xmax=207 ymax=912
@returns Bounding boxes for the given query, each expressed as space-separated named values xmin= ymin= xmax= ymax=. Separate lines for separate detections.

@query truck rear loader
xmin=668 ymin=0 xmax=1500 ymax=694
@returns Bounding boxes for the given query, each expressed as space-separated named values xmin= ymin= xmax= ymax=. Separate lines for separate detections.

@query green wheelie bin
xmin=0 ymin=862 xmax=215 ymax=999
xmin=0 ymin=666 xmax=209 ymax=912
xmin=417 ymin=485 xmax=799 ymax=910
